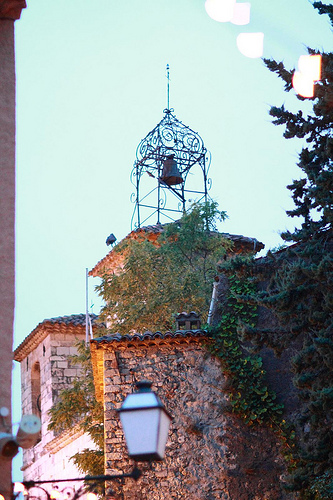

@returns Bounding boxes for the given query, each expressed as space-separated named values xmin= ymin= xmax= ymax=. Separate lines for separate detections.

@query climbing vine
xmin=209 ymin=275 xmax=284 ymax=426
xmin=208 ymin=269 xmax=301 ymax=490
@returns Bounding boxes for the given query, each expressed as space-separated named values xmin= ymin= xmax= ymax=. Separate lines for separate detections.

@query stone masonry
xmin=90 ymin=331 xmax=289 ymax=500
xmin=14 ymin=314 xmax=97 ymax=484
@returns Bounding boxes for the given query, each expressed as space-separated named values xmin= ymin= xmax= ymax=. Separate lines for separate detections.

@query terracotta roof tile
xmin=91 ymin=329 xmax=207 ymax=347
xmin=90 ymin=223 xmax=264 ymax=277
xmin=14 ymin=314 xmax=98 ymax=362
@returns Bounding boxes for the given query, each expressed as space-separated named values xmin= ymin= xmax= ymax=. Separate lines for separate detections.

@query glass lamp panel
xmin=156 ymin=409 xmax=172 ymax=459
xmin=121 ymin=392 xmax=159 ymax=409
xmin=120 ymin=408 xmax=160 ymax=456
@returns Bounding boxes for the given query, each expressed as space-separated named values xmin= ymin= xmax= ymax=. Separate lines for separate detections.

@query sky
xmin=11 ymin=0 xmax=332 ymax=480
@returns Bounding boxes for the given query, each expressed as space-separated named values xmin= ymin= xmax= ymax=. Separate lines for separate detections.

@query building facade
xmin=13 ymin=314 xmax=97 ymax=484
xmin=90 ymin=326 xmax=289 ymax=500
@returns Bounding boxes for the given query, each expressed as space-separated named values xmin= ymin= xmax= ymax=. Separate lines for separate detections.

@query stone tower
xmin=13 ymin=314 xmax=97 ymax=483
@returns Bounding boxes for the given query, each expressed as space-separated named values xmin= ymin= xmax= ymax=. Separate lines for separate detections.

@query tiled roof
xmin=91 ymin=329 xmax=208 ymax=347
xmin=220 ymin=233 xmax=264 ymax=252
xmin=90 ymin=328 xmax=209 ymax=402
xmin=90 ymin=223 xmax=264 ymax=277
xmin=14 ymin=314 xmax=98 ymax=362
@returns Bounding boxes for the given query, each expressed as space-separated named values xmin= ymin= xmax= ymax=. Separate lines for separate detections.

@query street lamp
xmin=118 ymin=380 xmax=172 ymax=462
xmin=13 ymin=381 xmax=171 ymax=500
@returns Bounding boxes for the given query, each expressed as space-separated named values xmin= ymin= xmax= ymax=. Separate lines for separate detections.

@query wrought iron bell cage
xmin=130 ymin=108 xmax=212 ymax=229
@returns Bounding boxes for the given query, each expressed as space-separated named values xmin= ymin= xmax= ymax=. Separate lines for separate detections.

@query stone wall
xmin=15 ymin=319 xmax=97 ymax=485
xmin=93 ymin=336 xmax=289 ymax=500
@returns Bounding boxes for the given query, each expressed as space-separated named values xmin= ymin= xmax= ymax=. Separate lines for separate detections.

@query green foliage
xmin=97 ymin=201 xmax=231 ymax=333
xmin=209 ymin=274 xmax=284 ymax=426
xmin=239 ymin=4 xmax=333 ymax=498
xmin=48 ymin=342 xmax=104 ymax=476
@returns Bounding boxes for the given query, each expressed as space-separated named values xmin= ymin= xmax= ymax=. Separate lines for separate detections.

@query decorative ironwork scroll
xmin=13 ymin=468 xmax=142 ymax=500
xmin=130 ymin=109 xmax=212 ymax=229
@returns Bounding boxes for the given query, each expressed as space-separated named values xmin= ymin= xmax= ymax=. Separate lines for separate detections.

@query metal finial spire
xmin=166 ymin=63 xmax=170 ymax=110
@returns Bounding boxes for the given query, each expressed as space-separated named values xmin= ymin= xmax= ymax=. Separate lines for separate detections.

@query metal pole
xmin=20 ymin=467 xmax=142 ymax=487
xmin=166 ymin=63 xmax=170 ymax=110
xmin=85 ymin=268 xmax=89 ymax=345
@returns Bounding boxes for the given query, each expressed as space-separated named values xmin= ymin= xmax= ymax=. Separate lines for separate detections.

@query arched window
xmin=31 ymin=362 xmax=41 ymax=442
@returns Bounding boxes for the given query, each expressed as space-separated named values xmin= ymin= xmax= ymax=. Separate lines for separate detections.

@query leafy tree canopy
xmin=97 ymin=201 xmax=231 ymax=333
xmin=48 ymin=201 xmax=230 ymax=477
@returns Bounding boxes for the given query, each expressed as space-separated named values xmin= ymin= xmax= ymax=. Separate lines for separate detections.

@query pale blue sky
xmin=12 ymin=0 xmax=332 ymax=479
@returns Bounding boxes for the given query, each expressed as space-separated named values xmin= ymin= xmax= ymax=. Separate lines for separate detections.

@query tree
xmin=97 ymin=201 xmax=231 ymax=333
xmin=48 ymin=342 xmax=104 ymax=476
xmin=48 ymin=201 xmax=230 ymax=476
xmin=227 ymin=4 xmax=333 ymax=498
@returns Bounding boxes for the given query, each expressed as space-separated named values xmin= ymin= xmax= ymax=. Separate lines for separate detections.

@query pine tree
xmin=234 ymin=3 xmax=333 ymax=497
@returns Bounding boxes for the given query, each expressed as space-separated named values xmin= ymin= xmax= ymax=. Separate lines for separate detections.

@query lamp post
xmin=13 ymin=381 xmax=171 ymax=500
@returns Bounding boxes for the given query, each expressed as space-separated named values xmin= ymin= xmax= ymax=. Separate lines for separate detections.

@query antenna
xmin=166 ymin=63 xmax=170 ymax=110
xmin=85 ymin=268 xmax=89 ymax=345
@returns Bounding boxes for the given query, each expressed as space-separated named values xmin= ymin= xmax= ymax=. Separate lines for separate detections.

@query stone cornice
xmin=0 ymin=0 xmax=27 ymax=20
xmin=44 ymin=425 xmax=84 ymax=455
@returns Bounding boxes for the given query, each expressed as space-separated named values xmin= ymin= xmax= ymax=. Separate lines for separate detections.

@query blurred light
xmin=231 ymin=2 xmax=251 ymax=25
xmin=236 ymin=32 xmax=264 ymax=58
xmin=298 ymin=54 xmax=321 ymax=81
xmin=13 ymin=483 xmax=26 ymax=493
xmin=205 ymin=0 xmax=236 ymax=22
xmin=50 ymin=489 xmax=62 ymax=500
xmin=87 ymin=493 xmax=98 ymax=500
xmin=292 ymin=71 xmax=314 ymax=98
xmin=0 ymin=495 xmax=5 ymax=500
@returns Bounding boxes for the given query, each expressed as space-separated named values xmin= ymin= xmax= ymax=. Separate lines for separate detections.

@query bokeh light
xmin=292 ymin=71 xmax=314 ymax=98
xmin=86 ymin=493 xmax=98 ymax=500
xmin=298 ymin=54 xmax=321 ymax=81
xmin=231 ymin=2 xmax=251 ymax=25
xmin=236 ymin=32 xmax=264 ymax=58
xmin=205 ymin=0 xmax=236 ymax=22
xmin=13 ymin=483 xmax=26 ymax=493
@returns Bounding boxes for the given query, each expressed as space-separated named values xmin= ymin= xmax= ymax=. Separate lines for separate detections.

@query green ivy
xmin=209 ymin=276 xmax=284 ymax=425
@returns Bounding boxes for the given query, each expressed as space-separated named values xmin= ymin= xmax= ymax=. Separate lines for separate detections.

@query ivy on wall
xmin=208 ymin=275 xmax=284 ymax=426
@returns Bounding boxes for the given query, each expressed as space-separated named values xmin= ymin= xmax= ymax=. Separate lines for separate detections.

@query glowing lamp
xmin=118 ymin=381 xmax=172 ymax=462
xmin=298 ymin=54 xmax=321 ymax=82
xmin=292 ymin=71 xmax=314 ymax=98
xmin=205 ymin=0 xmax=236 ymax=22
xmin=50 ymin=490 xmax=62 ymax=500
xmin=231 ymin=2 xmax=251 ymax=25
xmin=86 ymin=493 xmax=98 ymax=500
xmin=13 ymin=483 xmax=26 ymax=494
xmin=236 ymin=32 xmax=264 ymax=58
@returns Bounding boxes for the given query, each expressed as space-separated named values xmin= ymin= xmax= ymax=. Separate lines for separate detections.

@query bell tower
xmin=130 ymin=65 xmax=212 ymax=229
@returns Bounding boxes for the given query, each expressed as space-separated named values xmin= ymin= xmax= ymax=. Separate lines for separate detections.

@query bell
xmin=160 ymin=154 xmax=183 ymax=186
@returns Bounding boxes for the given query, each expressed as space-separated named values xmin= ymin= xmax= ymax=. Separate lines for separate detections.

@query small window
xmin=31 ymin=362 xmax=42 ymax=443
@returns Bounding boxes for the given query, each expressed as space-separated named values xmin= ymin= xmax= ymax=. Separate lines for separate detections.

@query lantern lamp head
xmin=118 ymin=380 xmax=172 ymax=462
